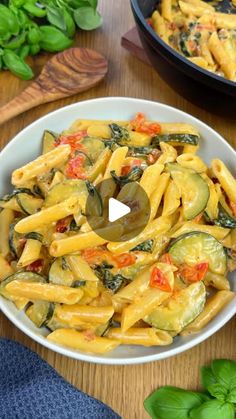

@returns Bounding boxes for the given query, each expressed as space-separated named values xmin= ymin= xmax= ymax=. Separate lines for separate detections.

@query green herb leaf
xmin=144 ymin=386 xmax=209 ymax=419
xmin=227 ymin=386 xmax=236 ymax=403
xmin=73 ymin=6 xmax=102 ymax=30
xmin=211 ymin=359 xmax=236 ymax=389
xmin=207 ymin=383 xmax=228 ymax=401
xmin=132 ymin=239 xmax=154 ymax=252
xmin=201 ymin=366 xmax=217 ymax=391
xmin=110 ymin=166 xmax=143 ymax=186
xmin=189 ymin=400 xmax=235 ymax=419
xmin=46 ymin=6 xmax=67 ymax=32
xmin=110 ymin=123 xmax=130 ymax=143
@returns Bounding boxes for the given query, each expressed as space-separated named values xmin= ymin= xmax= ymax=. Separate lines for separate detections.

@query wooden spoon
xmin=0 ymin=47 xmax=108 ymax=126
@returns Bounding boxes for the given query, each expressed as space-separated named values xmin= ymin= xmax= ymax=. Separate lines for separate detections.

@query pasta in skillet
xmin=0 ymin=112 xmax=235 ymax=354
xmin=150 ymin=0 xmax=236 ymax=81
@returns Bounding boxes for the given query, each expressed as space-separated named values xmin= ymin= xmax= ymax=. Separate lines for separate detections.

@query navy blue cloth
xmin=0 ymin=339 xmax=121 ymax=419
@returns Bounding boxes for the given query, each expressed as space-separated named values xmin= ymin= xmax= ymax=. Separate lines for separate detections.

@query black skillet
xmin=131 ymin=0 xmax=236 ymax=116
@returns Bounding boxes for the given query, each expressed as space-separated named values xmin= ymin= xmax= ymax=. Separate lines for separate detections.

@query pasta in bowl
xmin=0 ymin=97 xmax=235 ymax=364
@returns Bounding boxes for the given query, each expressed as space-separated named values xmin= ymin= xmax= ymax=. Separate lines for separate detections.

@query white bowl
xmin=0 ymin=97 xmax=235 ymax=364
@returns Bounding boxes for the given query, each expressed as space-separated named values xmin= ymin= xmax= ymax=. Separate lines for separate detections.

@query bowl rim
xmin=130 ymin=0 xmax=236 ymax=90
xmin=0 ymin=96 xmax=235 ymax=365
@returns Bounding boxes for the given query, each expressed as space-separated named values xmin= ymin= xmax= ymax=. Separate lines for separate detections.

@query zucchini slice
xmin=168 ymin=232 xmax=227 ymax=275
xmin=145 ymin=282 xmax=206 ymax=332
xmin=42 ymin=130 xmax=57 ymax=154
xmin=81 ymin=137 xmax=105 ymax=162
xmin=44 ymin=179 xmax=88 ymax=209
xmin=49 ymin=257 xmax=75 ymax=286
xmin=9 ymin=221 xmax=23 ymax=258
xmin=166 ymin=163 xmax=209 ymax=220
xmin=26 ymin=301 xmax=54 ymax=328
xmin=16 ymin=193 xmax=43 ymax=215
xmin=152 ymin=134 xmax=199 ymax=146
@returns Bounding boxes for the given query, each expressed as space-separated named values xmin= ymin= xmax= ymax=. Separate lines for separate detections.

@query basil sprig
xmin=144 ymin=359 xmax=236 ymax=419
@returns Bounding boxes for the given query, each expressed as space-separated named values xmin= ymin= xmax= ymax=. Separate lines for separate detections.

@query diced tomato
xmin=55 ymin=216 xmax=71 ymax=233
xmin=113 ymin=253 xmax=136 ymax=268
xmin=121 ymin=159 xmax=142 ymax=176
xmin=81 ymin=248 xmax=113 ymax=266
xmin=193 ymin=212 xmax=203 ymax=223
xmin=149 ymin=266 xmax=172 ymax=292
xmin=25 ymin=259 xmax=44 ymax=273
xmin=178 ymin=262 xmax=209 ymax=283
xmin=188 ymin=40 xmax=197 ymax=52
xmin=147 ymin=18 xmax=153 ymax=27
xmin=66 ymin=154 xmax=87 ymax=179
xmin=83 ymin=329 xmax=96 ymax=342
xmin=55 ymin=131 xmax=87 ymax=153
xmin=130 ymin=113 xmax=161 ymax=136
xmin=159 ymin=253 xmax=173 ymax=265
xmin=229 ymin=200 xmax=236 ymax=217
xmin=147 ymin=149 xmax=161 ymax=164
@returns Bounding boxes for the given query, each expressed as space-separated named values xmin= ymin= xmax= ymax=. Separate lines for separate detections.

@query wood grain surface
xmin=0 ymin=1 xmax=235 ymax=418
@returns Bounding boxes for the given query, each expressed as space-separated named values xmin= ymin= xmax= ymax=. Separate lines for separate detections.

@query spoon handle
xmin=0 ymin=84 xmax=44 ymax=126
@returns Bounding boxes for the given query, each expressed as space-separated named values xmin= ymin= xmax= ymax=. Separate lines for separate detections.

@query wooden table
xmin=0 ymin=1 xmax=235 ymax=418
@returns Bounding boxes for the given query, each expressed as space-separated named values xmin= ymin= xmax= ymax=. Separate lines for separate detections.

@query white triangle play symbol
xmin=108 ymin=198 xmax=131 ymax=222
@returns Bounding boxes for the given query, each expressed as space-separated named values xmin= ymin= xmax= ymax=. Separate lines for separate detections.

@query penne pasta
xmin=211 ymin=159 xmax=236 ymax=204
xmin=107 ymin=327 xmax=173 ymax=346
xmin=12 ymin=145 xmax=71 ymax=186
xmin=47 ymin=328 xmax=121 ymax=354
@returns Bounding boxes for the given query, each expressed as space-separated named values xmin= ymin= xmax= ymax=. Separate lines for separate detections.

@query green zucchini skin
xmin=166 ymin=163 xmax=209 ymax=220
xmin=26 ymin=301 xmax=54 ymax=328
xmin=215 ymin=204 xmax=236 ymax=228
xmin=9 ymin=221 xmax=22 ymax=258
xmin=110 ymin=166 xmax=143 ymax=186
xmin=16 ymin=193 xmax=43 ymax=215
xmin=152 ymin=134 xmax=199 ymax=146
xmin=168 ymin=231 xmax=227 ymax=275
xmin=24 ymin=232 xmax=43 ymax=242
xmin=0 ymin=188 xmax=35 ymax=203
xmin=42 ymin=130 xmax=57 ymax=154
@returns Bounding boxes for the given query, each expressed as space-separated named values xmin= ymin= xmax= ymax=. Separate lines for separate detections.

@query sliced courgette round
xmin=49 ymin=257 xmax=75 ymax=286
xmin=152 ymin=134 xmax=199 ymax=146
xmin=145 ymin=282 xmax=206 ymax=332
xmin=168 ymin=232 xmax=227 ymax=275
xmin=26 ymin=301 xmax=54 ymax=328
xmin=16 ymin=193 xmax=43 ymax=215
xmin=43 ymin=179 xmax=88 ymax=209
xmin=9 ymin=221 xmax=23 ymax=258
xmin=166 ymin=163 xmax=209 ymax=220
xmin=81 ymin=137 xmax=105 ymax=161
xmin=42 ymin=130 xmax=57 ymax=154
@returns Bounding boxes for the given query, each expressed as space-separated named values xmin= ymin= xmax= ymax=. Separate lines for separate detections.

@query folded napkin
xmin=0 ymin=338 xmax=121 ymax=419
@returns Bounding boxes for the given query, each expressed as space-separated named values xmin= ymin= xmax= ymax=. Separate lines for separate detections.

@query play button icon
xmin=108 ymin=198 xmax=131 ymax=222
xmin=85 ymin=178 xmax=151 ymax=242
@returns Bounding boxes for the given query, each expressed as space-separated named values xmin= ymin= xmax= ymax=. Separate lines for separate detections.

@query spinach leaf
xmin=72 ymin=280 xmax=86 ymax=287
xmin=211 ymin=359 xmax=236 ymax=389
xmin=132 ymin=239 xmax=154 ymax=252
xmin=85 ymin=180 xmax=103 ymax=216
xmin=201 ymin=366 xmax=217 ymax=391
xmin=144 ymin=386 xmax=209 ymax=419
xmin=109 ymin=123 xmax=130 ymax=144
xmin=110 ymin=166 xmax=143 ymax=187
xmin=189 ymin=400 xmax=235 ymax=419
xmin=94 ymin=263 xmax=128 ymax=293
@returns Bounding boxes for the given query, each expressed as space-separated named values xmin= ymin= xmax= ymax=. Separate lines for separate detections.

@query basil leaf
xmin=46 ymin=6 xmax=67 ymax=32
xmin=227 ymin=386 xmax=236 ymax=403
xmin=74 ymin=6 xmax=102 ymax=30
xmin=144 ymin=386 xmax=209 ymax=419
xmin=207 ymin=383 xmax=228 ymax=401
xmin=201 ymin=366 xmax=217 ymax=391
xmin=211 ymin=359 xmax=236 ymax=389
xmin=70 ymin=0 xmax=97 ymax=8
xmin=189 ymin=400 xmax=235 ymax=419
